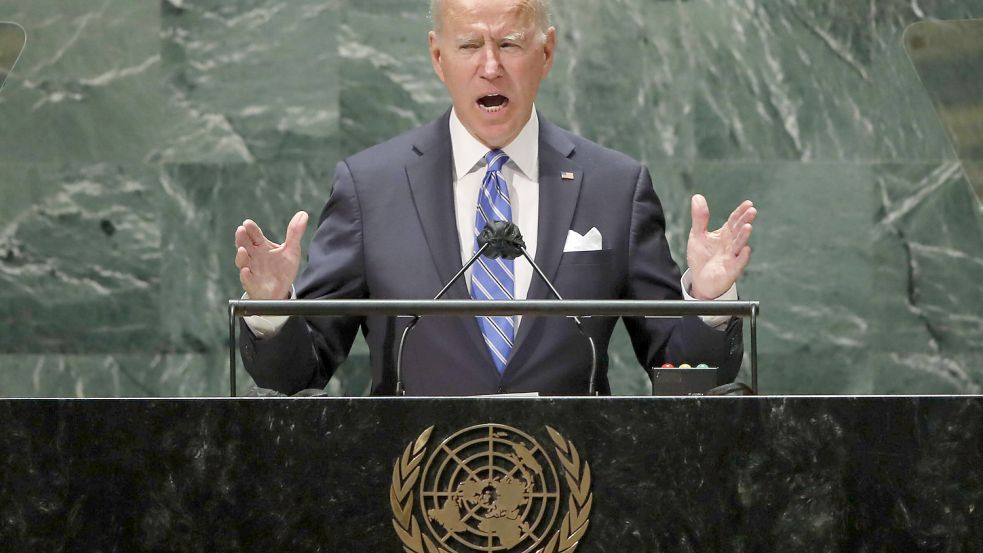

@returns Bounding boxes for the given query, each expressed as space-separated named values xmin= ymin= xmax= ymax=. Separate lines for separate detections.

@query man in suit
xmin=234 ymin=0 xmax=757 ymax=396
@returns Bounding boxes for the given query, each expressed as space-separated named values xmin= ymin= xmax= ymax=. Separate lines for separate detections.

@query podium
xmin=2 ymin=396 xmax=982 ymax=551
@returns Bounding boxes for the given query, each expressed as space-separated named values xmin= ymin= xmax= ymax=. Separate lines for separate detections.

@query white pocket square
xmin=563 ymin=227 xmax=602 ymax=252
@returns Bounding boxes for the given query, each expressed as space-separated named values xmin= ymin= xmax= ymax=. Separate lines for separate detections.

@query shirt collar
xmin=449 ymin=107 xmax=539 ymax=181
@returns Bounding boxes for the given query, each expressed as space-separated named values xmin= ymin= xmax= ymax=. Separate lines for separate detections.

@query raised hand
xmin=235 ymin=211 xmax=309 ymax=300
xmin=686 ymin=194 xmax=756 ymax=300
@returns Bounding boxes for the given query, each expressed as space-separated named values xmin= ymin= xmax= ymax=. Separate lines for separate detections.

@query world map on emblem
xmin=419 ymin=424 xmax=562 ymax=552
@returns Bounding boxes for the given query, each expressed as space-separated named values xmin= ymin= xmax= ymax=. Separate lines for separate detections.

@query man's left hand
xmin=686 ymin=194 xmax=757 ymax=300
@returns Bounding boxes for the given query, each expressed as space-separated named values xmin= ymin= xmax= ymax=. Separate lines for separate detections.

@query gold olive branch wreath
xmin=390 ymin=425 xmax=592 ymax=553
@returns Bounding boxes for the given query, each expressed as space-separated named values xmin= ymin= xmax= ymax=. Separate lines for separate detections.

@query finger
xmin=732 ymin=245 xmax=751 ymax=276
xmin=242 ymin=219 xmax=268 ymax=247
xmin=743 ymin=204 xmax=757 ymax=222
xmin=690 ymin=194 xmax=709 ymax=235
xmin=731 ymin=223 xmax=753 ymax=253
xmin=239 ymin=266 xmax=253 ymax=290
xmin=235 ymin=226 xmax=253 ymax=250
xmin=726 ymin=201 xmax=754 ymax=233
xmin=284 ymin=211 xmax=309 ymax=250
xmin=235 ymin=246 xmax=251 ymax=270
xmin=239 ymin=266 xmax=266 ymax=298
xmin=735 ymin=205 xmax=757 ymax=231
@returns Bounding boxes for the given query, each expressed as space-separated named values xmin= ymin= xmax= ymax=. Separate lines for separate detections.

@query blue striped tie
xmin=471 ymin=150 xmax=514 ymax=374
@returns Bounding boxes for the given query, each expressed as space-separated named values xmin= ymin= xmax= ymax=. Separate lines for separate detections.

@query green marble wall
xmin=0 ymin=0 xmax=980 ymax=397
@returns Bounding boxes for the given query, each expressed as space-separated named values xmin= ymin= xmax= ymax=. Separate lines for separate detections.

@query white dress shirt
xmin=449 ymin=107 xmax=539 ymax=308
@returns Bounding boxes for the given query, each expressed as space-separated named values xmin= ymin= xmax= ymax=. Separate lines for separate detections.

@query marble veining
xmin=0 ymin=0 xmax=981 ymax=396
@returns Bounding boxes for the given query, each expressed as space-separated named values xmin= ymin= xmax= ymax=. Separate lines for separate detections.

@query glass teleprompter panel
xmin=905 ymin=19 xmax=983 ymax=204
xmin=0 ymin=22 xmax=26 ymax=94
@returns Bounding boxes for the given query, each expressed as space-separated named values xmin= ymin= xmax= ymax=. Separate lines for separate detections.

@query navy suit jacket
xmin=240 ymin=111 xmax=742 ymax=396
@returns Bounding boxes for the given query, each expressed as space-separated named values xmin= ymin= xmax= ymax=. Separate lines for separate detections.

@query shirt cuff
xmin=242 ymin=286 xmax=296 ymax=338
xmin=680 ymin=270 xmax=737 ymax=330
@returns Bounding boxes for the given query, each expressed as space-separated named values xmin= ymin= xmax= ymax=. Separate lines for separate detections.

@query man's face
xmin=429 ymin=0 xmax=555 ymax=149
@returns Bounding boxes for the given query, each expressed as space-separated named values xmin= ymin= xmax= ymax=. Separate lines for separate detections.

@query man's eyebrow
xmin=453 ymin=31 xmax=527 ymax=46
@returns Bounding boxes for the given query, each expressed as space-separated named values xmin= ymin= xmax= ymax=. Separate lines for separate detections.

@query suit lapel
xmin=404 ymin=114 xmax=469 ymax=300
xmin=508 ymin=119 xmax=584 ymax=368
xmin=529 ymin=124 xmax=583 ymax=299
xmin=404 ymin=112 xmax=498 ymax=373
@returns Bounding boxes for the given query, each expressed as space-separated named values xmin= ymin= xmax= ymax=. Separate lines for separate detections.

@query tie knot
xmin=484 ymin=150 xmax=509 ymax=173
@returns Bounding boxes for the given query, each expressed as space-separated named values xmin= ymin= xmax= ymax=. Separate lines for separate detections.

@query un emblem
xmin=390 ymin=424 xmax=593 ymax=553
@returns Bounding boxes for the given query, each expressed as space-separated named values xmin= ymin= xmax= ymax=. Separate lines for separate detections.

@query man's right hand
xmin=235 ymin=211 xmax=309 ymax=300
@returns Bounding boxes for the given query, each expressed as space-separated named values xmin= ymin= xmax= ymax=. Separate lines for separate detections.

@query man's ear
xmin=429 ymin=31 xmax=446 ymax=82
xmin=542 ymin=26 xmax=557 ymax=75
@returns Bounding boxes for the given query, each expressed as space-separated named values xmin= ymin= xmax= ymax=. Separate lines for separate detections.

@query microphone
xmin=476 ymin=220 xmax=525 ymax=259
xmin=395 ymin=221 xmax=600 ymax=396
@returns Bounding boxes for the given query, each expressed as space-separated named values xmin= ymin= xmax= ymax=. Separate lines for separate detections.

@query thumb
xmin=690 ymin=194 xmax=709 ymax=235
xmin=284 ymin=211 xmax=309 ymax=250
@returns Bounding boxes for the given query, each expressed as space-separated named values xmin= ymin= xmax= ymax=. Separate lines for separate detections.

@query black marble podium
xmin=2 ymin=397 xmax=982 ymax=552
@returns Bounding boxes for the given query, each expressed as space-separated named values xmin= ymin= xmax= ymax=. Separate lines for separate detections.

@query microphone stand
xmin=395 ymin=243 xmax=490 ymax=395
xmin=395 ymin=221 xmax=600 ymax=396
xmin=516 ymin=244 xmax=600 ymax=396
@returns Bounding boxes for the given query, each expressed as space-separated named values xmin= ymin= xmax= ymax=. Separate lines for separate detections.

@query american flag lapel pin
xmin=561 ymin=171 xmax=575 ymax=180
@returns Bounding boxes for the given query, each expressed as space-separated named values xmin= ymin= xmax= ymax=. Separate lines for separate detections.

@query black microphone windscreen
xmin=477 ymin=221 xmax=525 ymax=260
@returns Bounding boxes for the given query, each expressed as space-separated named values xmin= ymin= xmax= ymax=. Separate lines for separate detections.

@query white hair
xmin=430 ymin=0 xmax=552 ymax=37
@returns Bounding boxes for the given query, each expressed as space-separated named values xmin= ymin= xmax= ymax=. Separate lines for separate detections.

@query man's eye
xmin=500 ymin=42 xmax=517 ymax=49
xmin=460 ymin=44 xmax=480 ymax=50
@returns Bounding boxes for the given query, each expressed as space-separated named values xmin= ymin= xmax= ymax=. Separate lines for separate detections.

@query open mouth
xmin=477 ymin=94 xmax=509 ymax=113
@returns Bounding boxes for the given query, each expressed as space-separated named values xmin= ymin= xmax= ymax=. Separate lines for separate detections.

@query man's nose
xmin=480 ymin=46 xmax=503 ymax=78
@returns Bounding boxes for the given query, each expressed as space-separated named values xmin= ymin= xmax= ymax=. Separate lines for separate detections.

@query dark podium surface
xmin=2 ymin=396 xmax=982 ymax=552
